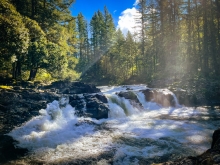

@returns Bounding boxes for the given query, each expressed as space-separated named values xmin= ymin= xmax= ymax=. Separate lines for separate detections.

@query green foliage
xmin=0 ymin=0 xmax=29 ymax=74
xmin=0 ymin=0 xmax=79 ymax=82
xmin=34 ymin=69 xmax=53 ymax=82
xmin=1 ymin=0 xmax=220 ymax=86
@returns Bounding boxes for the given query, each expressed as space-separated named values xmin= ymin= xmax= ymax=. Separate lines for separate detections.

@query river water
xmin=6 ymin=85 xmax=220 ymax=164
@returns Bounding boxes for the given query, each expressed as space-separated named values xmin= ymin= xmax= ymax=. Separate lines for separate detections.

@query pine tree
xmin=76 ymin=13 xmax=90 ymax=73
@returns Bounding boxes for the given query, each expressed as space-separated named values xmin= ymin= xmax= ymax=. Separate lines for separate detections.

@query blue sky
xmin=70 ymin=0 xmax=140 ymax=35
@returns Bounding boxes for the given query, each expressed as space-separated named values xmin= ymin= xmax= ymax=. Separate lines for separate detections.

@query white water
xmin=7 ymin=85 xmax=220 ymax=164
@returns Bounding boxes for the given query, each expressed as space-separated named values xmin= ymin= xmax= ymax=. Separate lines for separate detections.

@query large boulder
xmin=69 ymin=93 xmax=109 ymax=120
xmin=117 ymin=91 xmax=144 ymax=110
xmin=0 ymin=135 xmax=27 ymax=163
xmin=211 ymin=128 xmax=220 ymax=149
xmin=118 ymin=91 xmax=139 ymax=102
xmin=141 ymin=88 xmax=176 ymax=107
xmin=173 ymin=88 xmax=198 ymax=107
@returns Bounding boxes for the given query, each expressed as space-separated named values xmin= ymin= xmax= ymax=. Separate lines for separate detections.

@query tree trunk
xmin=12 ymin=61 xmax=22 ymax=80
xmin=202 ymin=0 xmax=209 ymax=76
xmin=28 ymin=68 xmax=38 ymax=81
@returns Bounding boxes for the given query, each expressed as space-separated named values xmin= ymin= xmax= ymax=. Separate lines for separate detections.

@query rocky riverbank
xmin=0 ymin=81 xmax=108 ymax=163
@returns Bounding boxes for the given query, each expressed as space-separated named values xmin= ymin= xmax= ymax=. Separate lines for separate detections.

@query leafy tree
xmin=22 ymin=17 xmax=47 ymax=81
xmin=0 ymin=0 xmax=29 ymax=79
xmin=0 ymin=0 xmax=80 ymax=81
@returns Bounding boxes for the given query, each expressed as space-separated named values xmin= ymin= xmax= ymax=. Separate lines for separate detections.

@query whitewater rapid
xmin=7 ymin=85 xmax=220 ymax=164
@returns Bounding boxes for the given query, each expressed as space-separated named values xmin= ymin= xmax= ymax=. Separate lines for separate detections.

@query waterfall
xmin=102 ymin=86 xmax=182 ymax=118
xmin=106 ymin=94 xmax=139 ymax=118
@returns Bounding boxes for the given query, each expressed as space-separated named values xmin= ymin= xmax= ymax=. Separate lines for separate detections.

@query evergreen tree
xmin=76 ymin=13 xmax=90 ymax=73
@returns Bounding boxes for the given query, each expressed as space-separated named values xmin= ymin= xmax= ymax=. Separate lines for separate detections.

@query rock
xmin=211 ymin=128 xmax=220 ymax=149
xmin=69 ymin=93 xmax=109 ymax=120
xmin=84 ymin=94 xmax=109 ymax=119
xmin=173 ymin=89 xmax=198 ymax=107
xmin=142 ymin=89 xmax=154 ymax=101
xmin=13 ymin=86 xmax=22 ymax=90
xmin=0 ymin=81 xmax=109 ymax=163
xmin=0 ymin=104 xmax=7 ymax=111
xmin=117 ymin=91 xmax=144 ymax=110
xmin=0 ymin=135 xmax=27 ymax=163
xmin=94 ymin=93 xmax=108 ymax=103
xmin=118 ymin=91 xmax=139 ymax=102
xmin=0 ymin=88 xmax=59 ymax=135
xmin=141 ymin=89 xmax=176 ymax=107
xmin=69 ymin=95 xmax=85 ymax=114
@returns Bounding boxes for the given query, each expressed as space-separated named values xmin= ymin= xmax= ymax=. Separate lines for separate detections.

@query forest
xmin=0 ymin=0 xmax=220 ymax=87
xmin=1 ymin=1 xmax=220 ymax=164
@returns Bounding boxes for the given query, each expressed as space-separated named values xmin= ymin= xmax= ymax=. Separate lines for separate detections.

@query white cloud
xmin=133 ymin=0 xmax=140 ymax=6
xmin=117 ymin=7 xmax=141 ymax=36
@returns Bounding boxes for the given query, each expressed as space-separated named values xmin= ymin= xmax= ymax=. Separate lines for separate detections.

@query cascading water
xmin=6 ymin=85 xmax=220 ymax=164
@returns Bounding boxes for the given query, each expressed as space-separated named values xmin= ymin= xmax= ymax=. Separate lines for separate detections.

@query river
xmin=6 ymin=85 xmax=220 ymax=164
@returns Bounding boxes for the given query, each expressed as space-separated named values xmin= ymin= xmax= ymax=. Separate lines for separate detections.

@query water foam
xmin=8 ymin=100 xmax=83 ymax=149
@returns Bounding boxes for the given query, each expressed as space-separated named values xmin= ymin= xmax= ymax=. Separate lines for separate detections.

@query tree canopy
xmin=1 ymin=0 xmax=220 ymax=86
xmin=0 ymin=0 xmax=79 ymax=81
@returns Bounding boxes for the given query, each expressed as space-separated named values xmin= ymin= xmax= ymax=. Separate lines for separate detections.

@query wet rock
xmin=0 ymin=104 xmax=7 ymax=111
xmin=0 ymin=88 xmax=59 ymax=135
xmin=69 ymin=93 xmax=109 ymax=120
xmin=118 ymin=91 xmax=139 ymax=102
xmin=142 ymin=89 xmax=154 ymax=101
xmin=173 ymin=89 xmax=198 ymax=107
xmin=141 ymin=89 xmax=176 ymax=107
xmin=117 ymin=91 xmax=144 ymax=110
xmin=84 ymin=94 xmax=109 ymax=119
xmin=69 ymin=95 xmax=85 ymax=115
xmin=211 ymin=128 xmax=220 ymax=149
xmin=0 ymin=135 xmax=28 ymax=164
xmin=94 ymin=93 xmax=108 ymax=103
xmin=0 ymin=80 xmax=107 ymax=163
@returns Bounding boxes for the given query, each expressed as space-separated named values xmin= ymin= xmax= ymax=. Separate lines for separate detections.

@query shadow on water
xmin=26 ymin=150 xmax=116 ymax=165
xmin=111 ymin=135 xmax=197 ymax=165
